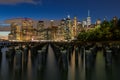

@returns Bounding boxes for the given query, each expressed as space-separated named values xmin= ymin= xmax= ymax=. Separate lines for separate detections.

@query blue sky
xmin=0 ymin=0 xmax=120 ymax=36
xmin=0 ymin=0 xmax=120 ymax=23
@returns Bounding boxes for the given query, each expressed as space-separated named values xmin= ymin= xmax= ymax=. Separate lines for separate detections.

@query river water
xmin=0 ymin=44 xmax=120 ymax=80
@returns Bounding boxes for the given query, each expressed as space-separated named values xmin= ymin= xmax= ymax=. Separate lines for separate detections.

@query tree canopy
xmin=77 ymin=17 xmax=120 ymax=42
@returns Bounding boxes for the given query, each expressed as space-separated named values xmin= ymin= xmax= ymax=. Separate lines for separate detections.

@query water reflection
xmin=44 ymin=45 xmax=61 ymax=80
xmin=0 ymin=42 xmax=120 ymax=80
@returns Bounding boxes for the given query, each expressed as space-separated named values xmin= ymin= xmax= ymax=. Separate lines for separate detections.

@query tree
xmin=77 ymin=17 xmax=120 ymax=42
xmin=110 ymin=16 xmax=118 ymax=27
xmin=101 ymin=20 xmax=110 ymax=28
xmin=117 ymin=18 xmax=120 ymax=28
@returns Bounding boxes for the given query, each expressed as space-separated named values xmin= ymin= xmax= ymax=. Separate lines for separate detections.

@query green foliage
xmin=117 ymin=19 xmax=120 ymax=27
xmin=77 ymin=17 xmax=120 ymax=41
xmin=101 ymin=20 xmax=110 ymax=28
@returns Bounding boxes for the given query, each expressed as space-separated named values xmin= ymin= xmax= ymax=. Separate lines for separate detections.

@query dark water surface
xmin=0 ymin=43 xmax=120 ymax=80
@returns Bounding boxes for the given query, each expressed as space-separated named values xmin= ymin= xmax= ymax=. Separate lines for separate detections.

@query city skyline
xmin=0 ymin=0 xmax=120 ymax=23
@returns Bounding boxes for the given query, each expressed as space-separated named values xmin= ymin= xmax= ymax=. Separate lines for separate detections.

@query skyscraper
xmin=37 ymin=21 xmax=44 ymax=31
xmin=21 ymin=18 xmax=34 ymax=41
xmin=72 ymin=17 xmax=77 ymax=38
xmin=36 ymin=21 xmax=45 ymax=40
xmin=65 ymin=15 xmax=72 ymax=40
xmin=8 ymin=22 xmax=21 ymax=40
xmin=87 ymin=10 xmax=91 ymax=27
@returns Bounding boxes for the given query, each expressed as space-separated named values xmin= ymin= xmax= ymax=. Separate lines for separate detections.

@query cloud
xmin=0 ymin=0 xmax=41 ymax=5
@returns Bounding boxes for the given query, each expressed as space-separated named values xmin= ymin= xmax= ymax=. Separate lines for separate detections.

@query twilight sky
xmin=0 ymin=0 xmax=120 ymax=23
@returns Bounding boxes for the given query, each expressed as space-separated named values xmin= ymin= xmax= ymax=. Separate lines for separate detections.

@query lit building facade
xmin=8 ymin=14 xmax=94 ymax=41
xmin=36 ymin=21 xmax=46 ymax=40
xmin=21 ymin=18 xmax=34 ymax=41
xmin=72 ymin=17 xmax=77 ymax=38
xmin=8 ymin=22 xmax=21 ymax=40
xmin=87 ymin=10 xmax=91 ymax=27
xmin=8 ymin=18 xmax=34 ymax=41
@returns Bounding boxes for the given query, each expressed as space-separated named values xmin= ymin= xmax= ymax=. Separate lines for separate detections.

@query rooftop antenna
xmin=88 ymin=10 xmax=90 ymax=17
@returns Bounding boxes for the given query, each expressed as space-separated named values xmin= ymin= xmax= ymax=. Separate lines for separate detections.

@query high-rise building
xmin=95 ymin=19 xmax=101 ymax=28
xmin=21 ymin=18 xmax=34 ymax=41
xmin=8 ymin=22 xmax=21 ymax=40
xmin=50 ymin=20 xmax=54 ymax=28
xmin=87 ymin=10 xmax=91 ymax=27
xmin=58 ymin=19 xmax=66 ymax=40
xmin=37 ymin=21 xmax=44 ymax=31
xmin=96 ymin=19 xmax=101 ymax=25
xmin=65 ymin=15 xmax=72 ymax=40
xmin=36 ymin=21 xmax=45 ymax=40
xmin=9 ymin=22 xmax=17 ymax=40
xmin=76 ymin=21 xmax=82 ymax=35
xmin=72 ymin=17 xmax=77 ymax=38
xmin=82 ymin=20 xmax=87 ymax=27
xmin=60 ymin=18 xmax=66 ymax=35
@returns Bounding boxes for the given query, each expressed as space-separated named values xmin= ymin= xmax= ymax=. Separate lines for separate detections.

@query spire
xmin=88 ymin=10 xmax=90 ymax=17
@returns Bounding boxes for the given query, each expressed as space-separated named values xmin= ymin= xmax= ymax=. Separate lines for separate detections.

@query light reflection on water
xmin=1 ymin=47 xmax=9 ymax=80
xmin=94 ymin=51 xmax=106 ymax=80
xmin=68 ymin=49 xmax=75 ymax=80
xmin=0 ymin=44 xmax=120 ymax=80
xmin=44 ymin=45 xmax=61 ymax=80
xmin=27 ymin=50 xmax=32 ymax=80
